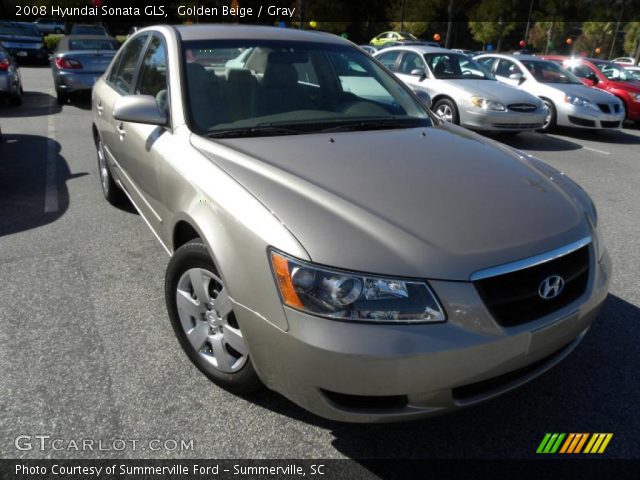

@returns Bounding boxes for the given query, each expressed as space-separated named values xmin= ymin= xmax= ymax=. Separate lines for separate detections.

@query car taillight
xmin=0 ymin=58 xmax=9 ymax=71
xmin=55 ymin=57 xmax=83 ymax=69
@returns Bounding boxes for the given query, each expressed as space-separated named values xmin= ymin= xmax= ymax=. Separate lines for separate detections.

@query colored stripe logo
xmin=536 ymin=433 xmax=613 ymax=454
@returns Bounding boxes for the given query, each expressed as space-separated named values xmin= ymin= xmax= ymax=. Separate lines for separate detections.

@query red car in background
xmin=543 ymin=55 xmax=640 ymax=124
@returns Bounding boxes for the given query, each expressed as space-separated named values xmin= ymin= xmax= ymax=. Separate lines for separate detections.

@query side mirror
xmin=113 ymin=95 xmax=167 ymax=126
xmin=410 ymin=68 xmax=427 ymax=80
xmin=588 ymin=73 xmax=599 ymax=84
xmin=414 ymin=90 xmax=432 ymax=109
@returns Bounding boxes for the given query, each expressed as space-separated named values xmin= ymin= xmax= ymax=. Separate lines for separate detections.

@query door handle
xmin=96 ymin=102 xmax=103 ymax=116
xmin=116 ymin=122 xmax=126 ymax=138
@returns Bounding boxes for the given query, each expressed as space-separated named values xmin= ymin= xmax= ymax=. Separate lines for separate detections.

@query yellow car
xmin=370 ymin=31 xmax=417 ymax=47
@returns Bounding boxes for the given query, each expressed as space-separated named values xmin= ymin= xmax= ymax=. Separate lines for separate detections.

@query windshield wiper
xmin=206 ymin=126 xmax=303 ymax=138
xmin=318 ymin=118 xmax=428 ymax=133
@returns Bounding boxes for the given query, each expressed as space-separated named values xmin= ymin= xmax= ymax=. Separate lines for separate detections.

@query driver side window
xmin=136 ymin=36 xmax=168 ymax=113
xmin=398 ymin=52 xmax=424 ymax=75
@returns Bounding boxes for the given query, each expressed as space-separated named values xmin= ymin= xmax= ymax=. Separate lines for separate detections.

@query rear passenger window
xmin=136 ymin=36 xmax=168 ymax=110
xmin=108 ymin=35 xmax=148 ymax=94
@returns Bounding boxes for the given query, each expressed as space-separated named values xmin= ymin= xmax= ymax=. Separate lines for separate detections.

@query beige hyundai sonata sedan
xmin=91 ymin=25 xmax=611 ymax=422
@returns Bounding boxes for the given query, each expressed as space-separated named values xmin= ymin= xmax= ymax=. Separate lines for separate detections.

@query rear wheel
xmin=165 ymin=239 xmax=262 ymax=394
xmin=95 ymin=136 xmax=125 ymax=205
xmin=56 ymin=90 xmax=67 ymax=105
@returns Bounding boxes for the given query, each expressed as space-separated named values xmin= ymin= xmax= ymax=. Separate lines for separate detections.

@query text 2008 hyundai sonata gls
xmin=92 ymin=25 xmax=610 ymax=422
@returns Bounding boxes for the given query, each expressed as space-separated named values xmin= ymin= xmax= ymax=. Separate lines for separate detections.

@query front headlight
xmin=633 ymin=94 xmax=640 ymax=103
xmin=269 ymin=250 xmax=446 ymax=323
xmin=471 ymin=96 xmax=506 ymax=111
xmin=564 ymin=94 xmax=598 ymax=111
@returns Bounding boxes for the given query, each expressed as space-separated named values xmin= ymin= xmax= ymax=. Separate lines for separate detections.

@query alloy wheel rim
xmin=97 ymin=140 xmax=109 ymax=194
xmin=176 ymin=268 xmax=248 ymax=374
xmin=436 ymin=104 xmax=453 ymax=122
xmin=543 ymin=102 xmax=552 ymax=129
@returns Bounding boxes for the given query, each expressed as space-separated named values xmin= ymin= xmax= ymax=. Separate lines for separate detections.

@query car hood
xmin=603 ymin=79 xmax=640 ymax=92
xmin=192 ymin=125 xmax=589 ymax=280
xmin=546 ymin=82 xmax=622 ymax=102
xmin=445 ymin=79 xmax=540 ymax=104
xmin=538 ymin=82 xmax=617 ymax=103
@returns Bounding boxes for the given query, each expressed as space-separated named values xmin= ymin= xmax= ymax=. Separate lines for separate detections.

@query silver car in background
xmin=51 ymin=35 xmax=118 ymax=104
xmin=375 ymin=46 xmax=547 ymax=132
xmin=476 ymin=54 xmax=625 ymax=131
xmin=92 ymin=25 xmax=610 ymax=422
xmin=0 ymin=43 xmax=22 ymax=105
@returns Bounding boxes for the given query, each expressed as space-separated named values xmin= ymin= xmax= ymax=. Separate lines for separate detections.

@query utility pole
xmin=400 ymin=0 xmax=406 ymax=31
xmin=524 ymin=0 xmax=534 ymax=44
xmin=445 ymin=0 xmax=454 ymax=49
xmin=609 ymin=1 xmax=625 ymax=59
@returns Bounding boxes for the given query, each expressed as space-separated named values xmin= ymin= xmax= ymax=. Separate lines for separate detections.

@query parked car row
xmin=368 ymin=43 xmax=639 ymax=132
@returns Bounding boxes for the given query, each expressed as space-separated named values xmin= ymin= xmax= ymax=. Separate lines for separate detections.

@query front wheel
xmin=165 ymin=239 xmax=262 ymax=394
xmin=432 ymin=98 xmax=460 ymax=124
xmin=539 ymin=99 xmax=556 ymax=132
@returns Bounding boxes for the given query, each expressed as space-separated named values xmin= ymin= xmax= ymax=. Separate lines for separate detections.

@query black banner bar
xmin=1 ymin=459 xmax=639 ymax=480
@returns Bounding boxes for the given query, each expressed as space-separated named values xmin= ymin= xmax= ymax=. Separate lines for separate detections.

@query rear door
xmin=95 ymin=34 xmax=149 ymax=188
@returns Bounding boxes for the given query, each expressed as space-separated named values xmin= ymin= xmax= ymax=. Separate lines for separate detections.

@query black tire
xmin=432 ymin=98 xmax=460 ymax=125
xmin=56 ymin=90 xmax=67 ymax=105
xmin=539 ymin=99 xmax=556 ymax=132
xmin=95 ymin=135 xmax=126 ymax=205
xmin=165 ymin=239 xmax=262 ymax=394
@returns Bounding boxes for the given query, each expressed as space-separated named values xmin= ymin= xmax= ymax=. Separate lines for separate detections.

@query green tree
xmin=623 ymin=22 xmax=640 ymax=58
xmin=576 ymin=21 xmax=615 ymax=57
xmin=468 ymin=0 xmax=518 ymax=51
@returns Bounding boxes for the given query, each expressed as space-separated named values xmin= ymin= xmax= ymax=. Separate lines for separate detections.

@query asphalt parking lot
xmin=1 ymin=67 xmax=639 ymax=460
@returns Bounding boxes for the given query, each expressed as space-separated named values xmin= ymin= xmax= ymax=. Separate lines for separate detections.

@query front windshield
xmin=424 ymin=53 xmax=494 ymax=80
xmin=0 ymin=23 xmax=40 ymax=36
xmin=626 ymin=69 xmax=640 ymax=81
xmin=594 ymin=62 xmax=634 ymax=81
xmin=520 ymin=60 xmax=581 ymax=84
xmin=182 ymin=40 xmax=431 ymax=136
xmin=400 ymin=32 xmax=418 ymax=40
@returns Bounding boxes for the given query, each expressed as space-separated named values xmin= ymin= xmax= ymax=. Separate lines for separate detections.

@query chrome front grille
xmin=508 ymin=103 xmax=537 ymax=112
xmin=472 ymin=240 xmax=591 ymax=327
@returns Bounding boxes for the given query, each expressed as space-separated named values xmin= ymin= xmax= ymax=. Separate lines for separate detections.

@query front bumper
xmin=238 ymin=247 xmax=611 ymax=423
xmin=4 ymin=47 xmax=47 ymax=61
xmin=461 ymin=108 xmax=546 ymax=132
xmin=557 ymin=104 xmax=624 ymax=129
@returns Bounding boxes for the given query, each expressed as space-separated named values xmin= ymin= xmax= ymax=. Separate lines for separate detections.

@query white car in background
xmin=622 ymin=65 xmax=640 ymax=81
xmin=612 ymin=57 xmax=636 ymax=66
xmin=375 ymin=46 xmax=546 ymax=133
xmin=476 ymin=54 xmax=625 ymax=131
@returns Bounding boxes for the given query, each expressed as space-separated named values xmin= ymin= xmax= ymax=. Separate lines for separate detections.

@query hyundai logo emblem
xmin=538 ymin=275 xmax=565 ymax=300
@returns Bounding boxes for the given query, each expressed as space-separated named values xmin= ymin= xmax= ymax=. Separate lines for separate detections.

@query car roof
xmin=375 ymin=45 xmax=453 ymax=54
xmin=477 ymin=53 xmax=546 ymax=62
xmin=174 ymin=24 xmax=346 ymax=45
